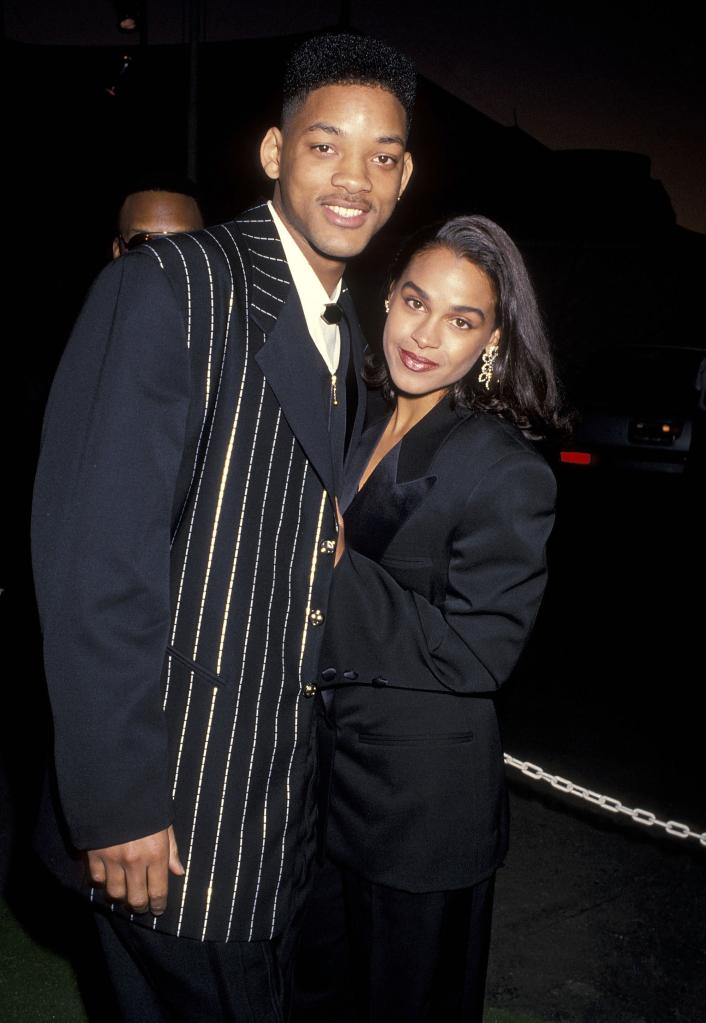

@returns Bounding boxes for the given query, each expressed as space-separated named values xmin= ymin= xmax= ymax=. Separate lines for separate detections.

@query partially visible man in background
xmin=112 ymin=179 xmax=204 ymax=257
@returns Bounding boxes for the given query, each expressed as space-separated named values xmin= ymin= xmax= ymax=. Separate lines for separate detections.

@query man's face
xmin=112 ymin=191 xmax=204 ymax=258
xmin=261 ymin=84 xmax=413 ymax=279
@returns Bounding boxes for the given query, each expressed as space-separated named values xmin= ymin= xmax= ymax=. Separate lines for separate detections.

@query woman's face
xmin=383 ymin=246 xmax=500 ymax=401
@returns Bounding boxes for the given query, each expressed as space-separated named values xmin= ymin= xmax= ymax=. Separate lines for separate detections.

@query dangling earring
xmin=478 ymin=343 xmax=499 ymax=390
xmin=384 ymin=299 xmax=390 ymax=313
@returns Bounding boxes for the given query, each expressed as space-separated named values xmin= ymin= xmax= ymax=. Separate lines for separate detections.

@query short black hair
xmin=118 ymin=176 xmax=201 ymax=206
xmin=282 ymin=33 xmax=416 ymax=131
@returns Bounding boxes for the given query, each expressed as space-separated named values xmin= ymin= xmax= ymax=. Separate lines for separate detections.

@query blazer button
xmin=319 ymin=539 xmax=336 ymax=555
xmin=309 ymin=609 xmax=325 ymax=626
xmin=321 ymin=667 xmax=337 ymax=682
xmin=371 ymin=675 xmax=389 ymax=688
xmin=302 ymin=683 xmax=318 ymax=698
xmin=343 ymin=670 xmax=358 ymax=681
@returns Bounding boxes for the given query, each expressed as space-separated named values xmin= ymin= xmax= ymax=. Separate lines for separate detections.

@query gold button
xmin=309 ymin=609 xmax=325 ymax=626
xmin=319 ymin=539 xmax=336 ymax=555
xmin=302 ymin=683 xmax=317 ymax=698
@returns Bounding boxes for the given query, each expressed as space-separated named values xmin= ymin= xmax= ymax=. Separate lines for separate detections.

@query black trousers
xmin=93 ymin=909 xmax=285 ymax=1023
xmin=293 ymin=859 xmax=495 ymax=1023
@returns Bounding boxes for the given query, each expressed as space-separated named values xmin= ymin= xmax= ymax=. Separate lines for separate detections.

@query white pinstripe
xmin=270 ymin=484 xmax=328 ymax=936
xmin=177 ymin=378 xmax=269 ymax=936
xmin=163 ymin=236 xmax=193 ymax=349
xmin=235 ymin=202 xmax=268 ymax=220
xmin=239 ymin=232 xmax=279 ymax=242
xmin=167 ymin=229 xmax=234 ymax=551
xmin=253 ymin=281 xmax=285 ymax=303
xmin=248 ymin=445 xmax=303 ymax=938
xmin=169 ymin=233 xmax=249 ymax=784
xmin=253 ymin=264 xmax=289 ymax=285
xmin=143 ymin=245 xmax=165 ymax=270
xmin=249 ymin=250 xmax=288 ymax=265
xmin=207 ymin=412 xmax=283 ymax=938
xmin=163 ymin=231 xmax=237 ymax=712
xmin=252 ymin=302 xmax=277 ymax=320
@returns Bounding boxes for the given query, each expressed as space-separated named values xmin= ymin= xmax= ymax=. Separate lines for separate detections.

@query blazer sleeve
xmin=320 ymin=450 xmax=556 ymax=695
xmin=31 ymin=252 xmax=191 ymax=850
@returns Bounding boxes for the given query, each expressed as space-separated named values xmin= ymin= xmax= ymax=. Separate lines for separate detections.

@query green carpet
xmin=0 ymin=896 xmax=547 ymax=1022
xmin=0 ymin=897 xmax=88 ymax=1022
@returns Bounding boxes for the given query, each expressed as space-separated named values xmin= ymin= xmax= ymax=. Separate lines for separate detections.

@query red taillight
xmin=560 ymin=450 xmax=593 ymax=466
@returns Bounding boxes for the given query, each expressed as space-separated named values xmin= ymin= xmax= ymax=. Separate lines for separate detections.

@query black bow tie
xmin=321 ymin=303 xmax=343 ymax=325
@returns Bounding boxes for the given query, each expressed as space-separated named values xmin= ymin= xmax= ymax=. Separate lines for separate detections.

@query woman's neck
xmin=389 ymin=389 xmax=448 ymax=437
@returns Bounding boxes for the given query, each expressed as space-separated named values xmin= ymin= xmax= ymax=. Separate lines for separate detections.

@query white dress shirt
xmin=268 ymin=201 xmax=342 ymax=374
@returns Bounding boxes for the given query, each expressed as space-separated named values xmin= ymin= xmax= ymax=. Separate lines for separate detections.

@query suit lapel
xmin=235 ymin=204 xmax=336 ymax=499
xmin=396 ymin=397 xmax=472 ymax=483
xmin=339 ymin=288 xmax=368 ymax=468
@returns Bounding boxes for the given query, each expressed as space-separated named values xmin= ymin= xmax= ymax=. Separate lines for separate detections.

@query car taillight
xmin=560 ymin=450 xmax=594 ymax=466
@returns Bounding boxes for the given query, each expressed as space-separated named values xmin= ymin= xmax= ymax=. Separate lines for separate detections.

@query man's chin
xmin=310 ymin=230 xmax=373 ymax=263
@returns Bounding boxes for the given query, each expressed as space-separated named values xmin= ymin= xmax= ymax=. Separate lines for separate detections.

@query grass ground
xmin=0 ymin=895 xmax=548 ymax=1022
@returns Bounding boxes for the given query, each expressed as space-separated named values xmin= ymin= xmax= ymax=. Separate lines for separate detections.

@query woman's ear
xmin=260 ymin=127 xmax=283 ymax=181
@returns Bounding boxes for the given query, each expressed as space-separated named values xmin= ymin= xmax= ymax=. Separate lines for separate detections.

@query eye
xmin=451 ymin=317 xmax=472 ymax=330
xmin=404 ymin=297 xmax=425 ymax=311
xmin=373 ymin=154 xmax=398 ymax=166
xmin=312 ymin=144 xmax=335 ymax=154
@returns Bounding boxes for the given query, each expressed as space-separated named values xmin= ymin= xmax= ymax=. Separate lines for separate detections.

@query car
xmin=559 ymin=344 xmax=706 ymax=474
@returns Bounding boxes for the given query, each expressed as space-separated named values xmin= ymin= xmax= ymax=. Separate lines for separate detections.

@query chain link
xmin=504 ymin=754 xmax=706 ymax=847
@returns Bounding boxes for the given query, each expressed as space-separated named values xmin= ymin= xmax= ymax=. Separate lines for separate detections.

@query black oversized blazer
xmin=317 ymin=398 xmax=556 ymax=893
xmin=31 ymin=203 xmax=367 ymax=941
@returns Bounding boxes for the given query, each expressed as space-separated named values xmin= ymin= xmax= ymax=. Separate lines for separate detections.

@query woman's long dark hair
xmin=365 ymin=215 xmax=569 ymax=439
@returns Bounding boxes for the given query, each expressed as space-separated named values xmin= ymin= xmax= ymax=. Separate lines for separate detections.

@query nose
xmin=331 ymin=152 xmax=372 ymax=195
xmin=410 ymin=317 xmax=441 ymax=350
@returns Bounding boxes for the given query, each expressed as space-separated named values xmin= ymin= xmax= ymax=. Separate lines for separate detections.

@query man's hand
xmin=87 ymin=825 xmax=185 ymax=916
xmin=334 ymin=498 xmax=345 ymax=566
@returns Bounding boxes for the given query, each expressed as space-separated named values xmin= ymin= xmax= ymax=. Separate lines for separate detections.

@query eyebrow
xmin=401 ymin=280 xmax=487 ymax=321
xmin=305 ymin=122 xmax=405 ymax=146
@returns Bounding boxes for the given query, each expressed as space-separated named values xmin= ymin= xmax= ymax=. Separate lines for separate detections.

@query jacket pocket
xmin=380 ymin=555 xmax=433 ymax=568
xmin=166 ymin=646 xmax=224 ymax=687
xmin=357 ymin=731 xmax=474 ymax=748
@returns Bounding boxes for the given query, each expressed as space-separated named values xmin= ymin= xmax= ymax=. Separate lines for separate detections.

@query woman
xmin=315 ymin=215 xmax=565 ymax=1021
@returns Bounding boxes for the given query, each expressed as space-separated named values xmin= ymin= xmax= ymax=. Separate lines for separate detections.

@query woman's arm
xmin=320 ymin=451 xmax=556 ymax=695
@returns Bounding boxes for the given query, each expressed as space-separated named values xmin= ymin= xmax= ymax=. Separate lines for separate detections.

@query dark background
xmin=2 ymin=3 xmax=704 ymax=1020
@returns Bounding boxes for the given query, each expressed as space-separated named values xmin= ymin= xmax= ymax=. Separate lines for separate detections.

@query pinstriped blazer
xmin=31 ymin=203 xmax=367 ymax=941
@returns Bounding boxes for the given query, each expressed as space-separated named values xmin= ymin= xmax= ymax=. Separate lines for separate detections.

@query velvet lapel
xmin=341 ymin=397 xmax=472 ymax=557
xmin=339 ymin=287 xmax=368 ymax=470
xmin=235 ymin=204 xmax=336 ymax=500
xmin=396 ymin=396 xmax=471 ymax=483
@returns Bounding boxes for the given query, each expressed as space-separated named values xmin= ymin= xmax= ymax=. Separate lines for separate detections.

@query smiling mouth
xmin=320 ymin=200 xmax=372 ymax=228
xmin=325 ymin=204 xmax=366 ymax=219
xmin=399 ymin=348 xmax=439 ymax=371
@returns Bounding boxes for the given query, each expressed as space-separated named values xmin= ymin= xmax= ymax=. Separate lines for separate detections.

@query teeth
xmin=327 ymin=205 xmax=364 ymax=218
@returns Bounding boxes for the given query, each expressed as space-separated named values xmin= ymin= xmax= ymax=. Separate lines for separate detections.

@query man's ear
xmin=398 ymin=151 xmax=414 ymax=199
xmin=260 ymin=127 xmax=284 ymax=181
xmin=111 ymin=237 xmax=121 ymax=260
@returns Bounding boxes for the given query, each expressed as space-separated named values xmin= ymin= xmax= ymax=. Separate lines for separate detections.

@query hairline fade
xmin=281 ymin=33 xmax=416 ymax=134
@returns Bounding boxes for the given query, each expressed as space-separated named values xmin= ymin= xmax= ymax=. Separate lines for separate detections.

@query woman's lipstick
xmin=399 ymin=347 xmax=439 ymax=372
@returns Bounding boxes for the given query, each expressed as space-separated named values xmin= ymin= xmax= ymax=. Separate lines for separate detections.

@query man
xmin=111 ymin=180 xmax=205 ymax=258
xmin=32 ymin=32 xmax=414 ymax=1022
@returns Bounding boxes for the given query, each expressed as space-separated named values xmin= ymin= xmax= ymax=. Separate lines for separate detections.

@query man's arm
xmin=32 ymin=252 xmax=191 ymax=908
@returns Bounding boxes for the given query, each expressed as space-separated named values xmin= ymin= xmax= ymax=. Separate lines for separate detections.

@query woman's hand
xmin=334 ymin=498 xmax=346 ymax=566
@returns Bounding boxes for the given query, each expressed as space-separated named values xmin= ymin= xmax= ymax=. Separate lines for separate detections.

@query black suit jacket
xmin=317 ymin=398 xmax=556 ymax=892
xmin=31 ymin=203 xmax=367 ymax=940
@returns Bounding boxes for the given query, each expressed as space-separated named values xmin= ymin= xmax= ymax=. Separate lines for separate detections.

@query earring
xmin=384 ymin=299 xmax=390 ymax=313
xmin=478 ymin=343 xmax=499 ymax=390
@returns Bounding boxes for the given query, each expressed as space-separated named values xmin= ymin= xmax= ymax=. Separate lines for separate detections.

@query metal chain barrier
xmin=504 ymin=754 xmax=706 ymax=847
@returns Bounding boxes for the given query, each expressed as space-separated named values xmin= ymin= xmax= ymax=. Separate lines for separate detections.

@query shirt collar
xmin=268 ymin=201 xmax=342 ymax=313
